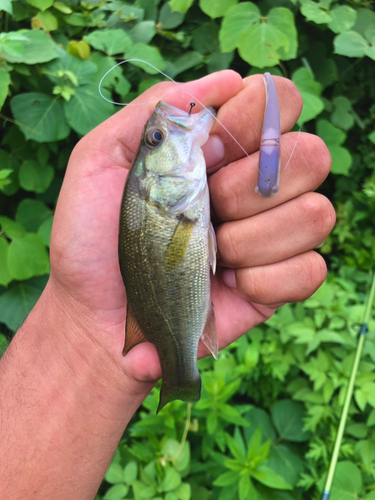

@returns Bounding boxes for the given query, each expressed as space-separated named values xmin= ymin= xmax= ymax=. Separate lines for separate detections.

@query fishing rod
xmin=321 ymin=270 xmax=375 ymax=500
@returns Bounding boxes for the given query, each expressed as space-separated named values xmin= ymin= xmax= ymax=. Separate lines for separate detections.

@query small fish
xmin=119 ymin=101 xmax=218 ymax=413
xmin=255 ymin=72 xmax=281 ymax=198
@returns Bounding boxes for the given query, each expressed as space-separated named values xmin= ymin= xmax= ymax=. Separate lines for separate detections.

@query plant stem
xmin=321 ymin=271 xmax=375 ymax=500
xmin=172 ymin=402 xmax=192 ymax=466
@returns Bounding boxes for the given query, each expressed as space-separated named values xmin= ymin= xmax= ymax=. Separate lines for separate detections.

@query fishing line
xmin=98 ymin=59 xmax=300 ymax=177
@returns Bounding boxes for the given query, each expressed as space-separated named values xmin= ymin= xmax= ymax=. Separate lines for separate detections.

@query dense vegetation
xmin=1 ymin=0 xmax=375 ymax=498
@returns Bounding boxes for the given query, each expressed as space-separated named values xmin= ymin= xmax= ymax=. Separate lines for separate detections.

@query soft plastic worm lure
xmin=255 ymin=72 xmax=281 ymax=198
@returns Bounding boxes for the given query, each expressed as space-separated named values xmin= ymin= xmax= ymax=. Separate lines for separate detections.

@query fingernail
xmin=202 ymin=135 xmax=225 ymax=173
xmin=222 ymin=268 xmax=236 ymax=288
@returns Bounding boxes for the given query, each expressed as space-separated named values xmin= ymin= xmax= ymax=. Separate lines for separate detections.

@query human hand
xmin=48 ymin=70 xmax=334 ymax=389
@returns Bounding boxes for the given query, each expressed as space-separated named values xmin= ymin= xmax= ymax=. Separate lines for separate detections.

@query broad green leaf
xmin=219 ymin=2 xmax=260 ymax=52
xmin=329 ymin=461 xmax=362 ymax=500
xmin=170 ymin=52 xmax=204 ymax=77
xmin=208 ymin=51 xmax=234 ymax=72
xmin=292 ymin=68 xmax=324 ymax=125
xmin=123 ymin=461 xmax=138 ymax=485
xmin=270 ymin=7 xmax=298 ymax=61
xmin=267 ymin=445 xmax=304 ymax=487
xmin=105 ymin=463 xmax=124 ymax=484
xmin=4 ymin=30 xmax=58 ymax=64
xmin=37 ymin=10 xmax=58 ymax=30
xmin=352 ymin=7 xmax=375 ymax=38
xmin=317 ymin=119 xmax=346 ymax=146
xmin=19 ymin=160 xmax=54 ymax=193
xmin=159 ymin=3 xmax=184 ymax=29
xmin=0 ymin=238 xmax=12 ymax=286
xmin=16 ymin=199 xmax=52 ymax=232
xmin=0 ymin=67 xmax=10 ymax=110
xmin=161 ymin=468 xmax=181 ymax=492
xmin=103 ymin=483 xmax=128 ymax=500
xmin=63 ymin=13 xmax=88 ymax=27
xmin=90 ymin=53 xmax=131 ymax=97
xmin=0 ymin=283 xmax=44 ymax=330
xmin=244 ymin=407 xmax=277 ymax=443
xmin=84 ymin=30 xmax=133 ymax=56
xmin=126 ymin=43 xmax=166 ymax=73
xmin=328 ymin=5 xmax=356 ymax=34
xmin=169 ymin=0 xmax=194 ymax=14
xmin=130 ymin=21 xmax=156 ymax=44
xmin=11 ymin=93 xmax=70 ymax=142
xmin=199 ymin=0 xmax=238 ymax=20
xmin=271 ymin=400 xmax=311 ymax=442
xmin=193 ymin=22 xmax=219 ymax=55
xmin=53 ymin=1 xmax=72 ymax=14
xmin=300 ymin=1 xmax=331 ymax=24
xmin=64 ymin=85 xmax=115 ymax=136
xmin=37 ymin=216 xmax=53 ymax=247
xmin=329 ymin=145 xmax=352 ymax=175
xmin=213 ymin=470 xmax=239 ymax=487
xmin=317 ymin=120 xmax=352 ymax=175
xmin=26 ymin=0 xmax=53 ymax=11
xmin=331 ymin=96 xmax=354 ymax=130
xmin=334 ymin=31 xmax=368 ymax=57
xmin=0 ymin=217 xmax=26 ymax=239
xmin=45 ymin=50 xmax=97 ymax=86
xmin=8 ymin=233 xmax=50 ymax=280
xmin=0 ymin=0 xmax=12 ymax=15
xmin=252 ymin=465 xmax=292 ymax=490
xmin=174 ymin=482 xmax=190 ymax=500
xmin=238 ymin=476 xmax=252 ymax=500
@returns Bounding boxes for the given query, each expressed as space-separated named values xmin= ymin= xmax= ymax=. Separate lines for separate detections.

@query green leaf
xmin=213 ymin=470 xmax=239 ymax=487
xmin=334 ymin=31 xmax=368 ymax=58
xmin=53 ymin=1 xmax=72 ymax=14
xmin=292 ymin=68 xmax=324 ymax=125
xmin=130 ymin=21 xmax=156 ymax=44
xmin=328 ymin=5 xmax=357 ymax=34
xmin=300 ymin=0 xmax=332 ymax=24
xmin=159 ymin=3 xmax=184 ymax=29
xmin=245 ymin=408 xmax=277 ymax=443
xmin=251 ymin=465 xmax=292 ymax=490
xmin=162 ymin=468 xmax=181 ymax=492
xmin=267 ymin=444 xmax=304 ymax=487
xmin=208 ymin=51 xmax=234 ymax=72
xmin=331 ymin=96 xmax=355 ymax=130
xmin=0 ymin=67 xmax=10 ymax=111
xmin=271 ymin=400 xmax=311 ymax=442
xmin=0 ymin=283 xmax=44 ymax=330
xmin=0 ymin=0 xmax=13 ymax=15
xmin=0 ymin=217 xmax=26 ymax=239
xmin=316 ymin=120 xmax=352 ymax=175
xmin=16 ymin=199 xmax=52 ymax=232
xmin=175 ymin=482 xmax=190 ymax=500
xmin=45 ymin=50 xmax=97 ymax=86
xmin=193 ymin=22 xmax=219 ymax=55
xmin=64 ymin=85 xmax=114 ymax=136
xmin=26 ymin=0 xmax=53 ymax=11
xmin=238 ymin=476 xmax=252 ymax=500
xmin=169 ymin=0 xmax=194 ymax=15
xmin=329 ymin=461 xmax=362 ymax=500
xmin=103 ymin=483 xmax=129 ymax=500
xmin=219 ymin=2 xmax=260 ymax=52
xmin=169 ymin=52 xmax=204 ymax=77
xmin=19 ymin=160 xmax=54 ymax=193
xmin=226 ymin=433 xmax=246 ymax=461
xmin=4 ymin=30 xmax=58 ymax=64
xmin=37 ymin=216 xmax=53 ymax=247
xmin=8 ymin=233 xmax=50 ymax=281
xmin=126 ymin=43 xmax=166 ymax=73
xmin=84 ymin=30 xmax=133 ymax=56
xmin=0 ymin=238 xmax=12 ymax=286
xmin=11 ymin=93 xmax=70 ymax=143
xmin=37 ymin=10 xmax=58 ymax=30
xmin=124 ymin=461 xmax=138 ymax=485
xmin=105 ymin=463 xmax=124 ymax=485
xmin=199 ymin=0 xmax=238 ymax=20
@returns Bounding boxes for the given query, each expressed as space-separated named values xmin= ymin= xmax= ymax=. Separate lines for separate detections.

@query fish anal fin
xmin=200 ymin=302 xmax=218 ymax=360
xmin=165 ymin=216 xmax=195 ymax=271
xmin=123 ymin=305 xmax=147 ymax=356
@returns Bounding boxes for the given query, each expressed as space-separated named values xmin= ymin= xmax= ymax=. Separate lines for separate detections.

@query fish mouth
xmin=155 ymin=101 xmax=216 ymax=142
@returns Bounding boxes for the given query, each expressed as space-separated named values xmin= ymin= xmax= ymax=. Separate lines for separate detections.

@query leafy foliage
xmin=1 ymin=0 xmax=375 ymax=499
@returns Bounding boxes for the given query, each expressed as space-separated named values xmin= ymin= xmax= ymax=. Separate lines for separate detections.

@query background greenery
xmin=1 ymin=0 xmax=375 ymax=498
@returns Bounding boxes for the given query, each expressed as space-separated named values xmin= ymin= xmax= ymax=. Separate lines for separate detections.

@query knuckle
xmin=217 ymin=223 xmax=241 ymax=266
xmin=301 ymin=193 xmax=336 ymax=243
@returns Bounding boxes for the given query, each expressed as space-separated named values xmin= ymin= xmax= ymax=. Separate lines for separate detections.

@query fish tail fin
xmin=157 ymin=376 xmax=201 ymax=414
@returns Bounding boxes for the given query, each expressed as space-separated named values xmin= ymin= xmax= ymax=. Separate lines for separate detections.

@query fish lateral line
xmin=99 ymin=60 xmax=299 ymax=195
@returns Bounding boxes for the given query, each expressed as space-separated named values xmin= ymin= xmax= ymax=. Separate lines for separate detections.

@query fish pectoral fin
xmin=200 ymin=302 xmax=218 ymax=360
xmin=123 ymin=305 xmax=147 ymax=355
xmin=164 ymin=216 xmax=195 ymax=271
xmin=208 ymin=221 xmax=217 ymax=275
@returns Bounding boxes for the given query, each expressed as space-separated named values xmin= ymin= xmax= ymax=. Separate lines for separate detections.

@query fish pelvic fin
xmin=200 ymin=302 xmax=218 ymax=360
xmin=122 ymin=304 xmax=148 ymax=355
xmin=157 ymin=376 xmax=201 ymax=414
xmin=208 ymin=222 xmax=217 ymax=275
xmin=164 ymin=216 xmax=195 ymax=271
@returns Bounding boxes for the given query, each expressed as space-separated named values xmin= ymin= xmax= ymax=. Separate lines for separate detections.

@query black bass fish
xmin=119 ymin=101 xmax=218 ymax=412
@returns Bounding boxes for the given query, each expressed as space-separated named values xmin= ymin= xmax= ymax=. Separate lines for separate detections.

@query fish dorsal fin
xmin=123 ymin=305 xmax=147 ymax=355
xmin=165 ymin=216 xmax=195 ymax=271
xmin=208 ymin=221 xmax=217 ymax=275
xmin=200 ymin=302 xmax=218 ymax=360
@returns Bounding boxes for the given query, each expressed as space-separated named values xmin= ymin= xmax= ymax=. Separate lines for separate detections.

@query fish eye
xmin=146 ymin=128 xmax=164 ymax=147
